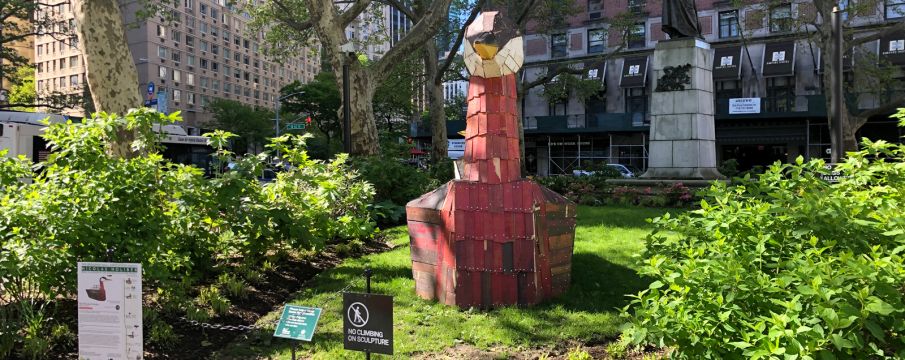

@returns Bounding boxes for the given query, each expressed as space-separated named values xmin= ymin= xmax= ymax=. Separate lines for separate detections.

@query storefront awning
xmin=879 ymin=30 xmax=905 ymax=66
xmin=713 ymin=46 xmax=742 ymax=81
xmin=762 ymin=41 xmax=796 ymax=77
xmin=584 ymin=60 xmax=607 ymax=81
xmin=620 ymin=56 xmax=648 ymax=88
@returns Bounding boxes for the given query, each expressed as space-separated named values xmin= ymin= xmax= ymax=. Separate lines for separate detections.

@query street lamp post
xmin=831 ymin=7 xmax=845 ymax=163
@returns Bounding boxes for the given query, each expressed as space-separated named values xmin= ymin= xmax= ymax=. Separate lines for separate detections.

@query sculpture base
xmin=645 ymin=37 xmax=724 ymax=180
xmin=406 ymin=180 xmax=576 ymax=309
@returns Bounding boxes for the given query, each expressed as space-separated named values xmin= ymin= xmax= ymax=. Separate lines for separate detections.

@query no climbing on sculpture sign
xmin=343 ymin=292 xmax=393 ymax=355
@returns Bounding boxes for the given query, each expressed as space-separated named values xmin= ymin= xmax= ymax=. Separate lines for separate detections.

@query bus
xmin=0 ymin=111 xmax=213 ymax=169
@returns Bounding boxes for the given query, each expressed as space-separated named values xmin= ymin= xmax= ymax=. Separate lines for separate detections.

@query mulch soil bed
xmin=32 ymin=238 xmax=392 ymax=360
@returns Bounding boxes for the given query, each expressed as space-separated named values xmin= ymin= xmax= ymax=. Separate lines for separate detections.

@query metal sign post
xmin=343 ymin=269 xmax=393 ymax=357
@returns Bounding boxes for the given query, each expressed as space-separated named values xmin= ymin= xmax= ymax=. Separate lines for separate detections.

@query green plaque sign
xmin=273 ymin=305 xmax=322 ymax=341
xmin=286 ymin=123 xmax=306 ymax=130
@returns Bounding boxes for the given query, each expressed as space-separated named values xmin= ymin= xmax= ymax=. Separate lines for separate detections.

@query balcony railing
xmin=715 ymin=95 xmax=827 ymax=119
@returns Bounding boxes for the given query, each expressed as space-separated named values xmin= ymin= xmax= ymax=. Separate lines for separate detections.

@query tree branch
xmin=520 ymin=44 xmax=626 ymax=91
xmin=271 ymin=0 xmax=313 ymax=32
xmin=855 ymin=94 xmax=905 ymax=119
xmin=848 ymin=21 xmax=905 ymax=46
xmin=373 ymin=0 xmax=454 ymax=82
xmin=0 ymin=103 xmax=70 ymax=111
xmin=434 ymin=0 xmax=486 ymax=85
xmin=379 ymin=0 xmax=416 ymax=21
xmin=338 ymin=0 xmax=374 ymax=28
xmin=515 ymin=0 xmax=539 ymax=29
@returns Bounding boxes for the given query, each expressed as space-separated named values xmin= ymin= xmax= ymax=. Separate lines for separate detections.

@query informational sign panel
xmin=273 ymin=305 xmax=322 ymax=341
xmin=286 ymin=123 xmax=306 ymax=130
xmin=147 ymin=82 xmax=155 ymax=96
xmin=343 ymin=292 xmax=393 ymax=355
xmin=156 ymin=90 xmax=168 ymax=115
xmin=729 ymin=98 xmax=761 ymax=114
xmin=448 ymin=139 xmax=465 ymax=159
xmin=77 ymin=262 xmax=142 ymax=360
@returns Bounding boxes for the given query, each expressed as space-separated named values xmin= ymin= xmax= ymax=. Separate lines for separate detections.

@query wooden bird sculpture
xmin=406 ymin=11 xmax=576 ymax=309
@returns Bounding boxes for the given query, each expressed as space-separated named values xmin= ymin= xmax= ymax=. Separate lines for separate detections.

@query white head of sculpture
xmin=463 ymin=11 xmax=524 ymax=78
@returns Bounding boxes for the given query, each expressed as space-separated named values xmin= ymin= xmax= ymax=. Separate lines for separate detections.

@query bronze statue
xmin=662 ymin=0 xmax=701 ymax=39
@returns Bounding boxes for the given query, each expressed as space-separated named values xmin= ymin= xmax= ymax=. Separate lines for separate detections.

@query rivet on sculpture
xmin=406 ymin=11 xmax=577 ymax=309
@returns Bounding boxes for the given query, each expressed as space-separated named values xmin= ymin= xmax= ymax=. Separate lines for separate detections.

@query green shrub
xmin=197 ymin=286 xmax=231 ymax=316
xmin=0 ymin=109 xmax=376 ymax=354
xmin=566 ymin=346 xmax=593 ymax=360
xmin=622 ymin=126 xmax=905 ymax=358
xmin=216 ymin=273 xmax=248 ymax=299
xmin=149 ymin=321 xmax=180 ymax=350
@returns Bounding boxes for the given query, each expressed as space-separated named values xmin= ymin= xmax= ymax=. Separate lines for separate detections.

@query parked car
xmin=572 ymin=164 xmax=636 ymax=178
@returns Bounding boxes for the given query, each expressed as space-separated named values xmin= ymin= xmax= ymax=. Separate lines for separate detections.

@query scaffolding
xmin=545 ymin=133 xmax=648 ymax=175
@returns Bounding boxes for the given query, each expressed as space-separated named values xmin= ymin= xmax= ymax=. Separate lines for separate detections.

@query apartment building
xmin=34 ymin=0 xmax=320 ymax=131
xmin=410 ymin=1 xmax=905 ymax=175
xmin=512 ymin=0 xmax=905 ymax=175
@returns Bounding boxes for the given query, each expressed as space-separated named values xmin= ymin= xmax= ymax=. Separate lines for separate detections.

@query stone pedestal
xmin=641 ymin=38 xmax=723 ymax=180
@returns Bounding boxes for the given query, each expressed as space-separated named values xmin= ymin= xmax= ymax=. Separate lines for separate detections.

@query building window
xmin=158 ymin=45 xmax=168 ymax=58
xmin=186 ymin=16 xmax=195 ymax=29
xmin=184 ymin=0 xmax=193 ymax=9
xmin=715 ymin=80 xmax=742 ymax=102
xmin=243 ymin=38 xmax=250 ymax=49
xmin=212 ymin=44 xmax=219 ymax=55
xmin=171 ymin=30 xmax=182 ymax=43
xmin=200 ymin=3 xmax=208 ymax=16
xmin=200 ymin=58 xmax=208 ymax=69
xmin=172 ymin=69 xmax=181 ymax=82
xmin=243 ymin=55 xmax=249 ymax=65
xmin=159 ymin=66 xmax=167 ymax=78
xmin=187 ymin=73 xmax=195 ymax=86
xmin=628 ymin=0 xmax=646 ymax=14
xmin=770 ymin=4 xmax=792 ymax=33
xmin=625 ymin=87 xmax=648 ymax=124
xmin=223 ymin=48 xmax=230 ymax=60
xmin=887 ymin=0 xmax=905 ymax=19
xmin=223 ymin=65 xmax=230 ymax=76
xmin=212 ymin=79 xmax=220 ymax=91
xmin=765 ymin=76 xmax=794 ymax=112
xmin=37 ymin=44 xmax=43 ymax=55
xmin=70 ymin=75 xmax=79 ymax=87
xmin=70 ymin=56 xmax=78 ymax=68
xmin=719 ymin=10 xmax=739 ymax=38
xmin=201 ymin=76 xmax=208 ymax=88
xmin=223 ymin=31 xmax=230 ymax=42
xmin=211 ymin=61 xmax=219 ymax=71
xmin=588 ymin=29 xmax=606 ymax=53
xmin=187 ymin=54 xmax=195 ymax=66
xmin=628 ymin=23 xmax=646 ymax=48
xmin=171 ymin=50 xmax=181 ymax=63
xmin=173 ymin=89 xmax=181 ymax=103
xmin=588 ymin=0 xmax=603 ymax=19
xmin=200 ymin=40 xmax=209 ymax=52
xmin=185 ymin=35 xmax=194 ymax=47
xmin=551 ymin=33 xmax=567 ymax=58
xmin=156 ymin=24 xmax=166 ymax=38
xmin=187 ymin=92 xmax=195 ymax=105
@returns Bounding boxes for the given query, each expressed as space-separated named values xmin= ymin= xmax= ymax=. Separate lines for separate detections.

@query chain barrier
xmin=176 ymin=277 xmax=361 ymax=332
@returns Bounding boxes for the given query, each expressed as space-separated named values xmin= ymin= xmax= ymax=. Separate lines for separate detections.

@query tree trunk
xmin=340 ymin=62 xmax=380 ymax=155
xmin=424 ymin=43 xmax=448 ymax=163
xmin=72 ymin=0 xmax=142 ymax=158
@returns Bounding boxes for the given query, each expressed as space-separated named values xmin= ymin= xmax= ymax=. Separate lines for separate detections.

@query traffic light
xmin=305 ymin=116 xmax=312 ymax=124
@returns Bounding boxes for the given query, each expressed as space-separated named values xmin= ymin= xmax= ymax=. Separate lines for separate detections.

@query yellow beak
xmin=474 ymin=43 xmax=499 ymax=60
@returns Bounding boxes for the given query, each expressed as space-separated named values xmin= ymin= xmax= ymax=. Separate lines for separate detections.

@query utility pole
xmin=831 ymin=7 xmax=844 ymax=163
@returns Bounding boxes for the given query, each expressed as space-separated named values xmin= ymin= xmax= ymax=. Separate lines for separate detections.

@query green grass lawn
xmin=218 ymin=206 xmax=679 ymax=359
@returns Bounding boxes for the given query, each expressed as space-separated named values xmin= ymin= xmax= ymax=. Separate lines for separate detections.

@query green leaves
xmin=621 ymin=110 xmax=905 ymax=358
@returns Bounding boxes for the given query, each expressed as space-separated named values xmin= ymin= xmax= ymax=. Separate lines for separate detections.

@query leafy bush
xmin=622 ymin=128 xmax=905 ymax=358
xmin=0 ymin=109 xmax=376 ymax=355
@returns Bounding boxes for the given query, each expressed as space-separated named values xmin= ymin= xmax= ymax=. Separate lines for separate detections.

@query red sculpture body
xmin=406 ymin=11 xmax=576 ymax=309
